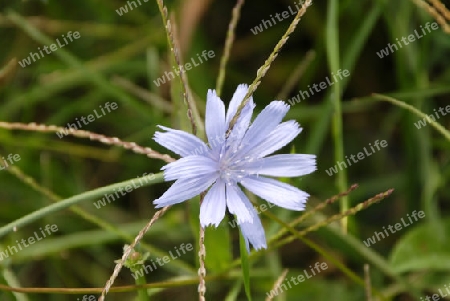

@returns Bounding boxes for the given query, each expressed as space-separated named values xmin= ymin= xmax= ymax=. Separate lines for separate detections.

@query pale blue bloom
xmin=153 ymin=84 xmax=316 ymax=251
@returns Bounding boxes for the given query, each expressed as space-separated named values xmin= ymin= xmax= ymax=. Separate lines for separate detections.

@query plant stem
xmin=135 ymin=273 xmax=149 ymax=301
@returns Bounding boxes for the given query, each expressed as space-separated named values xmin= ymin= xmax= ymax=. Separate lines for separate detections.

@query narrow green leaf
xmin=239 ymin=231 xmax=252 ymax=301
xmin=0 ymin=173 xmax=164 ymax=238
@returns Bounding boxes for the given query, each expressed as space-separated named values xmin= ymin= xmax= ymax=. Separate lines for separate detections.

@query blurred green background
xmin=0 ymin=0 xmax=449 ymax=300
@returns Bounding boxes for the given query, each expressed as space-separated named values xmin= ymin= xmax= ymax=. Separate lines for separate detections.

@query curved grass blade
xmin=0 ymin=173 xmax=164 ymax=238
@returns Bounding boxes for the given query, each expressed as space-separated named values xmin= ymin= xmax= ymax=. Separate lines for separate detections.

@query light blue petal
xmin=240 ymin=176 xmax=308 ymax=211
xmin=243 ymin=154 xmax=316 ymax=177
xmin=200 ymin=179 xmax=226 ymax=227
xmin=243 ymin=120 xmax=302 ymax=159
xmin=226 ymin=99 xmax=255 ymax=153
xmin=226 ymin=183 xmax=252 ymax=224
xmin=221 ymin=85 xmax=255 ymax=155
xmin=162 ymin=155 xmax=218 ymax=181
xmin=238 ymin=101 xmax=290 ymax=157
xmin=225 ymin=84 xmax=249 ymax=125
xmin=206 ymin=90 xmax=226 ymax=151
xmin=234 ymin=188 xmax=267 ymax=251
xmin=153 ymin=126 xmax=209 ymax=157
xmin=154 ymin=174 xmax=217 ymax=208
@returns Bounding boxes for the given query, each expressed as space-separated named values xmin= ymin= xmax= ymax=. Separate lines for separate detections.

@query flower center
xmin=217 ymin=152 xmax=256 ymax=183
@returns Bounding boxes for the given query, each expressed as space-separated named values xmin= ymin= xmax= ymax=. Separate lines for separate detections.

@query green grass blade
xmin=239 ymin=232 xmax=252 ymax=301
xmin=0 ymin=173 xmax=164 ymax=238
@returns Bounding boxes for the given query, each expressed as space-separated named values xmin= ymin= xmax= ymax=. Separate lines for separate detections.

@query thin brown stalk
xmin=411 ymin=0 xmax=450 ymax=33
xmin=0 ymin=273 xmax=242 ymax=295
xmin=269 ymin=184 xmax=358 ymax=243
xmin=215 ymin=0 xmax=245 ymax=97
xmin=296 ymin=188 xmax=393 ymax=237
xmin=364 ymin=264 xmax=373 ymax=301
xmin=428 ymin=0 xmax=450 ymax=21
xmin=0 ymin=57 xmax=17 ymax=86
xmin=198 ymin=226 xmax=206 ymax=301
xmin=169 ymin=13 xmax=199 ymax=135
xmin=272 ymin=188 xmax=393 ymax=247
xmin=197 ymin=192 xmax=207 ymax=301
xmin=155 ymin=0 xmax=202 ymax=134
xmin=0 ymin=121 xmax=174 ymax=163
xmin=227 ymin=0 xmax=313 ymax=135
xmin=98 ymin=206 xmax=170 ymax=301
xmin=265 ymin=269 xmax=289 ymax=301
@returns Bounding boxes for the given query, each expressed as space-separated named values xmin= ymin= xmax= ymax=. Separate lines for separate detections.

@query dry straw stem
xmin=273 ymin=188 xmax=393 ymax=247
xmin=364 ymin=264 xmax=373 ymax=301
xmin=265 ymin=269 xmax=289 ymax=301
xmin=297 ymin=188 xmax=393 ymax=237
xmin=0 ymin=57 xmax=17 ymax=86
xmin=261 ymin=211 xmax=381 ymax=298
xmin=269 ymin=184 xmax=358 ymax=243
xmin=0 ymin=273 xmax=242 ymax=295
xmin=5 ymin=164 xmax=195 ymax=274
xmin=412 ymin=0 xmax=450 ymax=33
xmin=0 ymin=121 xmax=175 ymax=163
xmin=215 ymin=0 xmax=245 ymax=97
xmin=428 ymin=0 xmax=450 ymax=20
xmin=227 ymin=0 xmax=313 ymax=135
xmin=198 ymin=191 xmax=207 ymax=301
xmin=0 ymin=121 xmax=174 ymax=300
xmin=155 ymin=0 xmax=202 ymax=135
xmin=169 ymin=13 xmax=199 ymax=135
xmin=198 ymin=226 xmax=207 ymax=301
xmin=99 ymin=205 xmax=170 ymax=301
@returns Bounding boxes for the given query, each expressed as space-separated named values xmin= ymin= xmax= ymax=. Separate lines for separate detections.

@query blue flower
xmin=153 ymin=84 xmax=316 ymax=251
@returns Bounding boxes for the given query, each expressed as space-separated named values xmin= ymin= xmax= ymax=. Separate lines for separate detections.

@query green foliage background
xmin=0 ymin=0 xmax=449 ymax=300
